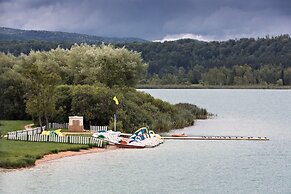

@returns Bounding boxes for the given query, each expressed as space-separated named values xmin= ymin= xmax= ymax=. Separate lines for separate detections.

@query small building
xmin=68 ymin=116 xmax=84 ymax=132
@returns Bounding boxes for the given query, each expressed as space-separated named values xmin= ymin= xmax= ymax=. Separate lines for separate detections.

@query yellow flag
xmin=113 ymin=96 xmax=119 ymax=105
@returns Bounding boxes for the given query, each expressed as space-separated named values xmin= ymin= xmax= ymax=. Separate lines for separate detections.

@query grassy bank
xmin=0 ymin=139 xmax=90 ymax=169
xmin=136 ymin=84 xmax=291 ymax=89
xmin=0 ymin=120 xmax=32 ymax=135
xmin=0 ymin=120 xmax=93 ymax=169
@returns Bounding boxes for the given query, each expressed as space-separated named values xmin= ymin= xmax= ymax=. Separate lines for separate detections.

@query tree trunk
xmin=44 ymin=112 xmax=49 ymax=129
xmin=38 ymin=115 xmax=42 ymax=128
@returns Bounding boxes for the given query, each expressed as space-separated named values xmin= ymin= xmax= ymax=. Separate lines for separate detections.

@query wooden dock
xmin=120 ymin=133 xmax=270 ymax=141
xmin=162 ymin=136 xmax=269 ymax=141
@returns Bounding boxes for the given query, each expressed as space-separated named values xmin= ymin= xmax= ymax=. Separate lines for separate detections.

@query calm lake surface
xmin=1 ymin=89 xmax=291 ymax=194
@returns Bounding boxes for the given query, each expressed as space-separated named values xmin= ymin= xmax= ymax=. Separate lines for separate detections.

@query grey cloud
xmin=0 ymin=0 xmax=290 ymax=40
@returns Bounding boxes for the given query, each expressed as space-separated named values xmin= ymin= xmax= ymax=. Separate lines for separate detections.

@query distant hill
xmin=120 ymin=35 xmax=291 ymax=74
xmin=1 ymin=27 xmax=291 ymax=86
xmin=0 ymin=27 xmax=147 ymax=43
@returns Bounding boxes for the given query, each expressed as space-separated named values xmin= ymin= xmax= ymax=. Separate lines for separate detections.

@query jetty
xmin=162 ymin=136 xmax=269 ymax=141
xmin=120 ymin=133 xmax=270 ymax=141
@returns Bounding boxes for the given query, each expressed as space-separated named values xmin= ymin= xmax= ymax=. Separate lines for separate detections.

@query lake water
xmin=1 ymin=89 xmax=291 ymax=194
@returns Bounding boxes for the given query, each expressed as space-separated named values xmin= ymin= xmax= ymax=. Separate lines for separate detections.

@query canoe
xmin=171 ymin=133 xmax=187 ymax=137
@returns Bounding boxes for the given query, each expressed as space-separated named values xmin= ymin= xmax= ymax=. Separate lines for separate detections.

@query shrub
xmin=51 ymin=149 xmax=59 ymax=154
xmin=67 ymin=147 xmax=81 ymax=152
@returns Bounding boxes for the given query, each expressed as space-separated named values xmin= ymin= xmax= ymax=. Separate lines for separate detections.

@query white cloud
xmin=153 ymin=33 xmax=213 ymax=42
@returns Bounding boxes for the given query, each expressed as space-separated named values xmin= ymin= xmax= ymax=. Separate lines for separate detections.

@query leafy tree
xmin=16 ymin=51 xmax=61 ymax=127
xmin=0 ymin=53 xmax=29 ymax=119
xmin=202 ymin=67 xmax=226 ymax=85
xmin=258 ymin=64 xmax=282 ymax=84
xmin=70 ymin=85 xmax=116 ymax=126
xmin=0 ymin=70 xmax=29 ymax=119
xmin=284 ymin=68 xmax=291 ymax=85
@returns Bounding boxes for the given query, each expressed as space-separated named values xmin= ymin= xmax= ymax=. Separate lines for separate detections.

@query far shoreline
xmin=136 ymin=84 xmax=291 ymax=90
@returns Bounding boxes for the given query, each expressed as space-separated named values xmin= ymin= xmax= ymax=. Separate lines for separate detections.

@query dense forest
xmin=0 ymin=45 xmax=207 ymax=133
xmin=1 ymin=31 xmax=291 ymax=86
xmin=121 ymin=35 xmax=291 ymax=85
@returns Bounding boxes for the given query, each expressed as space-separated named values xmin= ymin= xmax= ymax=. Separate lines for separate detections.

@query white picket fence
xmin=48 ymin=123 xmax=107 ymax=132
xmin=90 ymin=125 xmax=108 ymax=133
xmin=7 ymin=126 xmax=45 ymax=138
xmin=7 ymin=133 xmax=104 ymax=147
xmin=7 ymin=126 xmax=105 ymax=147
xmin=48 ymin=123 xmax=69 ymax=129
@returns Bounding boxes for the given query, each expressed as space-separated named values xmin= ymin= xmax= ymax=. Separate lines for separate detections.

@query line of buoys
xmin=162 ymin=136 xmax=269 ymax=141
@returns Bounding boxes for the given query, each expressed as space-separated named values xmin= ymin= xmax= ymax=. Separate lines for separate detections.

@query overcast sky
xmin=1 ymin=0 xmax=290 ymax=41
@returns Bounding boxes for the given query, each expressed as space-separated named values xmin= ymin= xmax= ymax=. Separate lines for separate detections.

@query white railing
xmin=7 ymin=133 xmax=104 ymax=147
xmin=48 ymin=123 xmax=69 ymax=129
xmin=7 ymin=126 xmax=45 ymax=139
xmin=89 ymin=126 xmax=108 ymax=133
xmin=7 ymin=125 xmax=105 ymax=147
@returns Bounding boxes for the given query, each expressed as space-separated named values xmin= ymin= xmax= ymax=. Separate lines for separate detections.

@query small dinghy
xmin=171 ymin=133 xmax=187 ymax=137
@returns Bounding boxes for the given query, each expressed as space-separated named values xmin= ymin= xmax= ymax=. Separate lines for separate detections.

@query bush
xmin=0 ymin=156 xmax=36 ymax=168
xmin=53 ymin=85 xmax=209 ymax=132
xmin=51 ymin=149 xmax=59 ymax=154
xmin=88 ymin=144 xmax=94 ymax=148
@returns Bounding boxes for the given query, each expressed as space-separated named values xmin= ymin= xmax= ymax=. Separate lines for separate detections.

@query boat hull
xmin=115 ymin=143 xmax=145 ymax=149
xmin=171 ymin=134 xmax=187 ymax=137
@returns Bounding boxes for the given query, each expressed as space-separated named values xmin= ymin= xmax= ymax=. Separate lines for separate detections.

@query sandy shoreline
xmin=35 ymin=145 xmax=118 ymax=166
xmin=0 ymin=145 xmax=118 ymax=172
xmin=20 ymin=125 xmax=119 ymax=168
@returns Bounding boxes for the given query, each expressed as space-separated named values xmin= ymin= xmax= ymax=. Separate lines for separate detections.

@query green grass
xmin=0 ymin=120 xmax=107 ymax=169
xmin=46 ymin=128 xmax=69 ymax=132
xmin=0 ymin=120 xmax=33 ymax=135
xmin=66 ymin=134 xmax=92 ymax=137
xmin=0 ymin=139 xmax=90 ymax=169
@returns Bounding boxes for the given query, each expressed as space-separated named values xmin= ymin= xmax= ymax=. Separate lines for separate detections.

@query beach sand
xmin=35 ymin=145 xmax=118 ymax=166
xmin=0 ymin=145 xmax=118 ymax=172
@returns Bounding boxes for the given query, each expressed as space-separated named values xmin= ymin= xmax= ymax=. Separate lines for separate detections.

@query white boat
xmin=115 ymin=140 xmax=146 ymax=149
xmin=93 ymin=127 xmax=163 ymax=148
xmin=92 ymin=130 xmax=121 ymax=144
xmin=120 ymin=127 xmax=164 ymax=148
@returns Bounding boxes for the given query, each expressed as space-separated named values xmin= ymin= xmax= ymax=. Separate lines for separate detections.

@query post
xmin=113 ymin=96 xmax=119 ymax=132
xmin=114 ymin=114 xmax=117 ymax=131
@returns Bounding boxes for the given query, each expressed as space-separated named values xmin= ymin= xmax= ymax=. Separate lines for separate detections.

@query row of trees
xmin=1 ymin=35 xmax=291 ymax=86
xmin=122 ymin=35 xmax=291 ymax=75
xmin=146 ymin=64 xmax=291 ymax=86
xmin=52 ymin=85 xmax=207 ymax=132
xmin=0 ymin=44 xmax=207 ymax=131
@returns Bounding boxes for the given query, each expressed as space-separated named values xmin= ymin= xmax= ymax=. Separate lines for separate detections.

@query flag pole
xmin=113 ymin=96 xmax=119 ymax=132
xmin=114 ymin=114 xmax=117 ymax=131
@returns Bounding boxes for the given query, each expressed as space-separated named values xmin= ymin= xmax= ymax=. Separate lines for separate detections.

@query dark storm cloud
xmin=1 ymin=0 xmax=291 ymax=41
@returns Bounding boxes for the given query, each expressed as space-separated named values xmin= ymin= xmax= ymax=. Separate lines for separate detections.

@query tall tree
xmin=16 ymin=51 xmax=61 ymax=127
